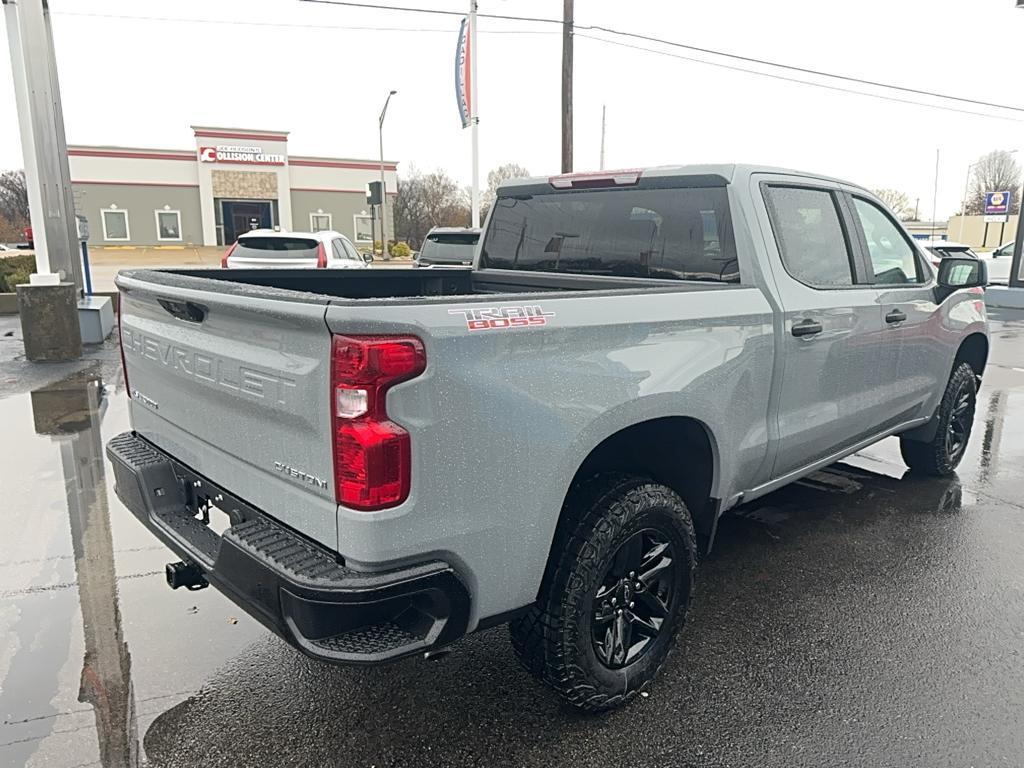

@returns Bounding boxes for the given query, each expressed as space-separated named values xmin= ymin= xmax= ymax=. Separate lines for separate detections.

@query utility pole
xmin=931 ymin=149 xmax=940 ymax=240
xmin=561 ymin=0 xmax=573 ymax=174
xmin=599 ymin=104 xmax=606 ymax=170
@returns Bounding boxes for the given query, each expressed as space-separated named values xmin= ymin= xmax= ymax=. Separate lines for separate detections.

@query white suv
xmin=222 ymin=230 xmax=372 ymax=269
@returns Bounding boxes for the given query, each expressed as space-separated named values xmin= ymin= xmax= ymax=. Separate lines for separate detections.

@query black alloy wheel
xmin=945 ymin=379 xmax=973 ymax=464
xmin=591 ymin=529 xmax=677 ymax=669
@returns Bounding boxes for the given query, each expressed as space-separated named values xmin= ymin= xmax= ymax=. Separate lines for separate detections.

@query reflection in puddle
xmin=30 ymin=370 xmax=139 ymax=767
xmin=978 ymin=390 xmax=1005 ymax=483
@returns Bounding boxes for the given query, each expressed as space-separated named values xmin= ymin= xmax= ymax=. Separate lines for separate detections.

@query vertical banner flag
xmin=455 ymin=17 xmax=472 ymax=129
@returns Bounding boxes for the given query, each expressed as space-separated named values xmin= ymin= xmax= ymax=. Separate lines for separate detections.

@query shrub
xmin=0 ymin=253 xmax=35 ymax=292
xmin=389 ymin=241 xmax=412 ymax=259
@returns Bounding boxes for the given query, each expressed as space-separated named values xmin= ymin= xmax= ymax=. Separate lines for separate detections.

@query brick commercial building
xmin=69 ymin=125 xmax=398 ymax=247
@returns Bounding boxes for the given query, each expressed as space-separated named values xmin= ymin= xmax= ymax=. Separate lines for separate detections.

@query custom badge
xmin=448 ymin=305 xmax=554 ymax=331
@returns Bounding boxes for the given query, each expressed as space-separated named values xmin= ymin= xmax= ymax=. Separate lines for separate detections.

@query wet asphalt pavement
xmin=2 ymin=310 xmax=1024 ymax=768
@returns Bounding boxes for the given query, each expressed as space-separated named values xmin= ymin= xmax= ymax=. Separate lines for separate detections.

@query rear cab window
xmin=234 ymin=236 xmax=319 ymax=259
xmin=419 ymin=232 xmax=480 ymax=263
xmin=479 ymin=183 xmax=738 ymax=282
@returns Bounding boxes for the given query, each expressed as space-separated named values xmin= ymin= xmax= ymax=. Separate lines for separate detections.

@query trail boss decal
xmin=448 ymin=305 xmax=554 ymax=331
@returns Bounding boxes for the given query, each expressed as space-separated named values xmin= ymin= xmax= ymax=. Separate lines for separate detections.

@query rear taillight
xmin=221 ymin=242 xmax=237 ymax=268
xmin=331 ymin=335 xmax=426 ymax=510
xmin=316 ymin=242 xmax=328 ymax=268
xmin=117 ymin=293 xmax=130 ymax=395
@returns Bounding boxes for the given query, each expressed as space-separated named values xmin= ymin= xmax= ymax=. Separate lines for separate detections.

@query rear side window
xmin=420 ymin=233 xmax=479 ymax=263
xmin=764 ymin=186 xmax=855 ymax=288
xmin=234 ymin=237 xmax=319 ymax=259
xmin=852 ymin=198 xmax=922 ymax=284
xmin=480 ymin=187 xmax=738 ymax=282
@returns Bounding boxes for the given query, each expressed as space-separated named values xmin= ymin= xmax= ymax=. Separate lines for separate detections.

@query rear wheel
xmin=900 ymin=362 xmax=977 ymax=476
xmin=509 ymin=475 xmax=696 ymax=712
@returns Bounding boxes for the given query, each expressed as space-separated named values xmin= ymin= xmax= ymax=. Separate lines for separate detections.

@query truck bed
xmin=119 ymin=266 xmax=734 ymax=303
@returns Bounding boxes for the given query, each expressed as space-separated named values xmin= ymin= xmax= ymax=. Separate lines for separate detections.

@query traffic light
xmin=366 ymin=181 xmax=384 ymax=206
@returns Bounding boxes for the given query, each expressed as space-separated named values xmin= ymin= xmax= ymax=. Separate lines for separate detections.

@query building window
xmin=155 ymin=210 xmax=182 ymax=241
xmin=310 ymin=212 xmax=332 ymax=232
xmin=354 ymin=215 xmax=373 ymax=244
xmin=101 ymin=209 xmax=130 ymax=241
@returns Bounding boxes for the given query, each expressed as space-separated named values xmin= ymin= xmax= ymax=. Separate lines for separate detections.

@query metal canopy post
xmin=4 ymin=0 xmax=82 ymax=290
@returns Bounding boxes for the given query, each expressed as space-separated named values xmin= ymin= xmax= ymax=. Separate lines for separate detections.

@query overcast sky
xmin=2 ymin=0 xmax=1023 ymax=219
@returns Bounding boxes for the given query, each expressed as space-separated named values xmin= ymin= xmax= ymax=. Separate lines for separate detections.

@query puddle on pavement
xmin=0 ymin=368 xmax=140 ymax=767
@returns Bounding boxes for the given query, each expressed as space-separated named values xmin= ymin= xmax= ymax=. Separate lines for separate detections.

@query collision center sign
xmin=984 ymin=190 xmax=1012 ymax=215
xmin=198 ymin=145 xmax=285 ymax=165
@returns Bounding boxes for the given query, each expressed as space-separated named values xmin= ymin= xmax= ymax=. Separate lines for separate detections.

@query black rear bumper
xmin=105 ymin=432 xmax=470 ymax=664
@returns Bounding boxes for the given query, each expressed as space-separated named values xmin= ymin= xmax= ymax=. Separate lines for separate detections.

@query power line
xmin=300 ymin=0 xmax=560 ymax=25
xmin=583 ymin=25 xmax=1024 ymax=116
xmin=51 ymin=10 xmax=556 ymax=34
xmin=575 ymin=33 xmax=1024 ymax=123
xmin=299 ymin=0 xmax=1024 ymax=115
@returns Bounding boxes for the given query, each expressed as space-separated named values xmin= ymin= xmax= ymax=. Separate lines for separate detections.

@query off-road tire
xmin=509 ymin=474 xmax=696 ymax=712
xmin=900 ymin=362 xmax=977 ymax=476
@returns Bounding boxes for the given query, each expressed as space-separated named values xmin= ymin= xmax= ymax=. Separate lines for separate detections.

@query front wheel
xmin=900 ymin=362 xmax=977 ymax=476
xmin=509 ymin=475 xmax=696 ymax=712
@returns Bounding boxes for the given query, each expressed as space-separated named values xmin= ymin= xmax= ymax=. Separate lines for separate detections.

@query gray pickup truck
xmin=106 ymin=165 xmax=988 ymax=711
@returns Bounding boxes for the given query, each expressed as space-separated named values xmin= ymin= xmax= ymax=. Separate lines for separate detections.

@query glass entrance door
xmin=221 ymin=200 xmax=274 ymax=244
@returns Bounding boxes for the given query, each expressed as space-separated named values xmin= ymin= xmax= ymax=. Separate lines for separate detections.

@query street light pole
xmin=958 ymin=161 xmax=977 ymax=243
xmin=379 ymin=89 xmax=396 ymax=259
xmin=1014 ymin=3 xmax=1024 ymax=285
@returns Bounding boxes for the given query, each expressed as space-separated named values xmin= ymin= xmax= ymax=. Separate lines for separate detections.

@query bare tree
xmin=965 ymin=150 xmax=1022 ymax=215
xmin=392 ymin=167 xmax=470 ymax=248
xmin=871 ymin=188 xmax=915 ymax=221
xmin=482 ymin=162 xmax=530 ymax=216
xmin=0 ymin=170 xmax=30 ymax=228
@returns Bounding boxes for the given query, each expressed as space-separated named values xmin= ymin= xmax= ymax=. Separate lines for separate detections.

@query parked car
xmin=992 ymin=241 xmax=1014 ymax=258
xmin=108 ymin=165 xmax=987 ymax=712
xmin=414 ymin=227 xmax=480 ymax=267
xmin=919 ymin=240 xmax=979 ymax=269
xmin=222 ymin=229 xmax=372 ymax=269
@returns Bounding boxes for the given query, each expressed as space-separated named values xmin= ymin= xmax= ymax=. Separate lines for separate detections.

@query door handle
xmin=157 ymin=298 xmax=207 ymax=323
xmin=885 ymin=309 xmax=907 ymax=324
xmin=791 ymin=318 xmax=823 ymax=337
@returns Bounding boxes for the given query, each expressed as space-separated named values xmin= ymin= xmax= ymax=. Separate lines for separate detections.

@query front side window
xmin=353 ymin=215 xmax=373 ymax=244
xmin=101 ymin=209 xmax=129 ymax=241
xmin=155 ymin=210 xmax=181 ymax=241
xmin=764 ymin=186 xmax=854 ymax=288
xmin=852 ymin=198 xmax=922 ymax=285
xmin=311 ymin=213 xmax=332 ymax=232
xmin=480 ymin=186 xmax=738 ymax=282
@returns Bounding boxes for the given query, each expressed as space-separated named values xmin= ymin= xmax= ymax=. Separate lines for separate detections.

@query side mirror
xmin=363 ymin=252 xmax=374 ymax=263
xmin=936 ymin=257 xmax=987 ymax=299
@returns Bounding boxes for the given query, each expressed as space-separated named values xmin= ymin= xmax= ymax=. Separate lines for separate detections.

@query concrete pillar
xmin=16 ymin=283 xmax=82 ymax=361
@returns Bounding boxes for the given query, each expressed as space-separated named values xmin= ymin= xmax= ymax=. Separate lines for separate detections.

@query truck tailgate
xmin=116 ymin=272 xmax=337 ymax=545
